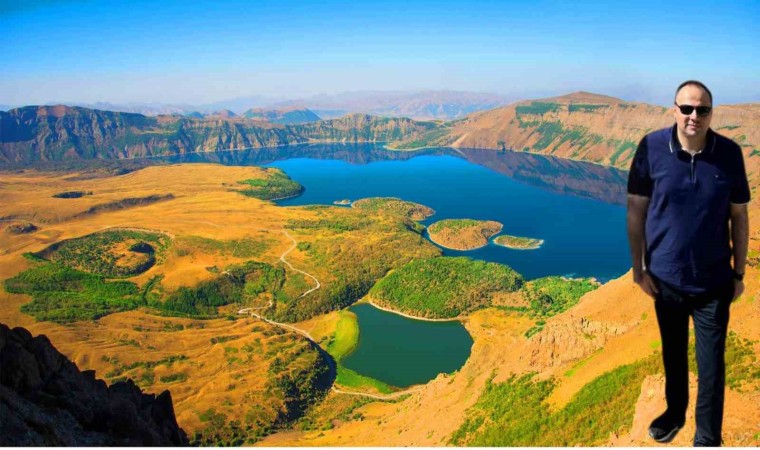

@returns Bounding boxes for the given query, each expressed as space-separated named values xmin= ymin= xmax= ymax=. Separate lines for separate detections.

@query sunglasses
xmin=675 ymin=103 xmax=712 ymax=117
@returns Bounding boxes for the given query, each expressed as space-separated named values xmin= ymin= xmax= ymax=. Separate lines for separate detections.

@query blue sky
xmin=1 ymin=0 xmax=758 ymax=106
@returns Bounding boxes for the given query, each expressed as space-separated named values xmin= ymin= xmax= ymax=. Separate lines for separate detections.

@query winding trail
xmin=6 ymin=216 xmax=423 ymax=400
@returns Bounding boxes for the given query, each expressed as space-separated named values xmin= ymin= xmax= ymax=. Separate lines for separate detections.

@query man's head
xmin=673 ymin=80 xmax=713 ymax=141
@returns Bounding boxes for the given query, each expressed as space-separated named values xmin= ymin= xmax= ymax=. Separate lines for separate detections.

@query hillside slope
xmin=0 ymin=106 xmax=436 ymax=164
xmin=391 ymin=92 xmax=760 ymax=186
xmin=0 ymin=323 xmax=188 ymax=446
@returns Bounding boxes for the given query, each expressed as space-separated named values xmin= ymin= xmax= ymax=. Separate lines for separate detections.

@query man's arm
xmin=627 ymin=194 xmax=658 ymax=297
xmin=730 ymin=202 xmax=749 ymax=300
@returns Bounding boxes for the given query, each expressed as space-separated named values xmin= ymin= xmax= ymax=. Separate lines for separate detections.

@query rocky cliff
xmin=290 ymin=113 xmax=439 ymax=143
xmin=242 ymin=107 xmax=321 ymax=124
xmin=397 ymin=92 xmax=759 ymax=184
xmin=0 ymin=106 xmax=434 ymax=164
xmin=0 ymin=323 xmax=188 ymax=446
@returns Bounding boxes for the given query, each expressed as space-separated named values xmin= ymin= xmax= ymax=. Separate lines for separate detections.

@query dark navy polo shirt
xmin=628 ymin=125 xmax=751 ymax=294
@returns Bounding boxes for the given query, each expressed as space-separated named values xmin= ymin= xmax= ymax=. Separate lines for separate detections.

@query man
xmin=626 ymin=80 xmax=750 ymax=447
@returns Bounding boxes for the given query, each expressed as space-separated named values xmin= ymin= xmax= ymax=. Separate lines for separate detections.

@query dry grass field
xmin=1 ymin=162 xmax=758 ymax=446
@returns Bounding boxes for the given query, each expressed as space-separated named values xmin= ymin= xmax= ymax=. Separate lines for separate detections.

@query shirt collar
xmin=669 ymin=125 xmax=716 ymax=155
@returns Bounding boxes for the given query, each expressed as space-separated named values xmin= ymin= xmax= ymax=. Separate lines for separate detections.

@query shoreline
xmin=0 ymin=142 xmax=630 ymax=174
xmin=493 ymin=237 xmax=544 ymax=251
xmin=363 ymin=298 xmax=465 ymax=323
xmin=426 ymin=220 xmax=503 ymax=252
xmin=426 ymin=233 xmax=488 ymax=251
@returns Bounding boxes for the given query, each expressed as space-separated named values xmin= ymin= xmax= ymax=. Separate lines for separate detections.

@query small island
xmin=352 ymin=197 xmax=435 ymax=221
xmin=333 ymin=199 xmax=352 ymax=205
xmin=427 ymin=219 xmax=503 ymax=251
xmin=494 ymin=234 xmax=544 ymax=250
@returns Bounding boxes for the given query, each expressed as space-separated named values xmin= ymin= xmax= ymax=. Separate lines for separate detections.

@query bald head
xmin=675 ymin=80 xmax=713 ymax=106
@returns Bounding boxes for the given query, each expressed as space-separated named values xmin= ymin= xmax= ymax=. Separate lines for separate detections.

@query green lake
xmin=342 ymin=303 xmax=473 ymax=387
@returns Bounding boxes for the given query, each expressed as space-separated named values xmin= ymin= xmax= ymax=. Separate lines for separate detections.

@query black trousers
xmin=652 ymin=276 xmax=733 ymax=447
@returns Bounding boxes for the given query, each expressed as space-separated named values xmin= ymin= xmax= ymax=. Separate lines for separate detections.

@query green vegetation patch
xmin=493 ymin=235 xmax=543 ymax=249
xmin=159 ymin=372 xmax=188 ymax=383
xmin=352 ymin=197 xmax=435 ymax=220
xmin=335 ymin=365 xmax=394 ymax=394
xmin=287 ymin=216 xmax=374 ymax=234
xmin=157 ymin=260 xmax=285 ymax=317
xmin=427 ymin=218 xmax=481 ymax=233
xmin=717 ymin=125 xmax=740 ymax=131
xmin=515 ymin=102 xmax=561 ymax=116
xmin=522 ymin=276 xmax=599 ymax=337
xmin=52 ymin=190 xmax=93 ymax=198
xmin=37 ymin=229 xmax=169 ymax=278
xmin=451 ymin=354 xmax=660 ymax=446
xmin=701 ymin=332 xmax=759 ymax=392
xmin=103 ymin=354 xmax=188 ymax=379
xmin=568 ymin=104 xmax=610 ymax=113
xmin=326 ymin=310 xmax=360 ymax=362
xmin=6 ymin=261 xmax=141 ymax=323
xmin=237 ymin=168 xmax=304 ymax=200
xmin=391 ymin=128 xmax=453 ymax=150
xmin=369 ymin=256 xmax=523 ymax=319
xmin=608 ymin=139 xmax=638 ymax=166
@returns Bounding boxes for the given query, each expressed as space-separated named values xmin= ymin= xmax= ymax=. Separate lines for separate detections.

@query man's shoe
xmin=649 ymin=413 xmax=684 ymax=443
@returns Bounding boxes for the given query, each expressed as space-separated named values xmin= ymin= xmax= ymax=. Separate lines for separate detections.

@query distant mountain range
xmin=2 ymin=92 xmax=757 ymax=185
xmin=269 ymin=90 xmax=513 ymax=120
xmin=242 ymin=107 xmax=321 ymax=124
xmin=4 ymin=90 xmax=511 ymax=121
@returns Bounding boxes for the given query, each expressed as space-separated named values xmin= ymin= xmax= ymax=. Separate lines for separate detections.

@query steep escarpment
xmin=391 ymin=92 xmax=760 ymax=185
xmin=0 ymin=106 xmax=439 ymax=164
xmin=0 ymin=323 xmax=187 ymax=446
xmin=291 ymin=113 xmax=439 ymax=143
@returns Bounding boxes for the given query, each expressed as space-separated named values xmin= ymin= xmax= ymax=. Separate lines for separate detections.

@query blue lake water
xmin=267 ymin=147 xmax=629 ymax=282
xmin=44 ymin=143 xmax=631 ymax=387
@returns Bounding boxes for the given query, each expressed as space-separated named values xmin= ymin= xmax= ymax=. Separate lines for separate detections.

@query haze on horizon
xmin=1 ymin=0 xmax=758 ymax=108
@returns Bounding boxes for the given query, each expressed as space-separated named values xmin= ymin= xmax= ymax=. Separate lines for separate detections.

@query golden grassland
xmin=1 ymin=162 xmax=758 ymax=446
xmin=427 ymin=218 xmax=503 ymax=250
xmin=0 ymin=163 xmax=437 ymax=442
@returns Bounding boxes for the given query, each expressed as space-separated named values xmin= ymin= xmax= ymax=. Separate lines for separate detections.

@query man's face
xmin=674 ymin=84 xmax=712 ymax=140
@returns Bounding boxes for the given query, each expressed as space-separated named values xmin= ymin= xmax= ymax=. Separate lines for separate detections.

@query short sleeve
xmin=731 ymin=146 xmax=751 ymax=204
xmin=627 ymin=137 xmax=652 ymax=197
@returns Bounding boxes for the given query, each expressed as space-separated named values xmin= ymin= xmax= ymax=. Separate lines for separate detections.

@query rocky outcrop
xmin=0 ymin=323 xmax=188 ymax=446
xmin=523 ymin=316 xmax=632 ymax=370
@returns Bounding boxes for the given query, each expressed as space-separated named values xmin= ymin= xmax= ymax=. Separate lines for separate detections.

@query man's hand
xmin=634 ymin=271 xmax=659 ymax=299
xmin=733 ymin=279 xmax=745 ymax=301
